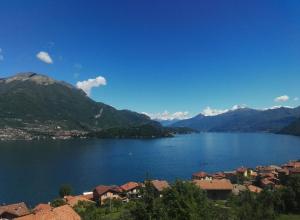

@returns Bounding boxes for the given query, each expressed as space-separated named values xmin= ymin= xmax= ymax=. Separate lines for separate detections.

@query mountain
xmin=172 ymin=107 xmax=300 ymax=133
xmin=0 ymin=72 xmax=163 ymax=139
xmin=156 ymin=119 xmax=181 ymax=127
xmin=280 ymin=118 xmax=300 ymax=136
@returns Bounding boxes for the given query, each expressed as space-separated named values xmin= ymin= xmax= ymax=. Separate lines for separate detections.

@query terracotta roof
xmin=94 ymin=185 xmax=123 ymax=196
xmin=120 ymin=182 xmax=139 ymax=191
xmin=15 ymin=205 xmax=81 ymax=220
xmin=284 ymin=161 xmax=300 ymax=168
xmin=212 ymin=172 xmax=226 ymax=179
xmin=192 ymin=172 xmax=209 ymax=178
xmin=0 ymin=202 xmax=30 ymax=217
xmin=33 ymin=203 xmax=52 ymax=213
xmin=236 ymin=167 xmax=247 ymax=173
xmin=248 ymin=185 xmax=262 ymax=193
xmin=82 ymin=192 xmax=93 ymax=200
xmin=151 ymin=180 xmax=170 ymax=192
xmin=65 ymin=195 xmax=95 ymax=207
xmin=289 ymin=167 xmax=300 ymax=174
xmin=278 ymin=168 xmax=289 ymax=175
xmin=193 ymin=179 xmax=233 ymax=191
xmin=260 ymin=178 xmax=275 ymax=186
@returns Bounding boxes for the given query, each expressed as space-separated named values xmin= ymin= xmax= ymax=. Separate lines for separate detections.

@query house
xmin=212 ymin=172 xmax=226 ymax=180
xmin=120 ymin=182 xmax=140 ymax=200
xmin=15 ymin=205 xmax=81 ymax=220
xmin=289 ymin=167 xmax=300 ymax=175
xmin=224 ymin=171 xmax=237 ymax=183
xmin=82 ymin=192 xmax=94 ymax=200
xmin=282 ymin=161 xmax=300 ymax=169
xmin=193 ymin=179 xmax=233 ymax=200
xmin=192 ymin=172 xmax=212 ymax=180
xmin=32 ymin=203 xmax=52 ymax=213
xmin=151 ymin=180 xmax=170 ymax=196
xmin=236 ymin=167 xmax=255 ymax=178
xmin=256 ymin=166 xmax=278 ymax=175
xmin=236 ymin=167 xmax=248 ymax=177
xmin=93 ymin=185 xmax=123 ymax=205
xmin=247 ymin=185 xmax=262 ymax=193
xmin=65 ymin=195 xmax=95 ymax=207
xmin=0 ymin=202 xmax=30 ymax=219
xmin=260 ymin=178 xmax=275 ymax=188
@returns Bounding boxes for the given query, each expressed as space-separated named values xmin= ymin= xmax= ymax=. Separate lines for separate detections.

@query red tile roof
xmin=260 ymin=178 xmax=275 ymax=186
xmin=193 ymin=179 xmax=233 ymax=191
xmin=120 ymin=182 xmax=139 ymax=191
xmin=94 ymin=185 xmax=123 ymax=196
xmin=15 ymin=205 xmax=81 ymax=220
xmin=33 ymin=203 xmax=52 ymax=213
xmin=192 ymin=171 xmax=209 ymax=179
xmin=65 ymin=195 xmax=95 ymax=207
xmin=236 ymin=167 xmax=247 ymax=173
xmin=289 ymin=167 xmax=300 ymax=175
xmin=284 ymin=161 xmax=300 ymax=168
xmin=0 ymin=202 xmax=30 ymax=217
xmin=212 ymin=172 xmax=226 ymax=179
xmin=248 ymin=185 xmax=262 ymax=193
xmin=151 ymin=180 xmax=170 ymax=192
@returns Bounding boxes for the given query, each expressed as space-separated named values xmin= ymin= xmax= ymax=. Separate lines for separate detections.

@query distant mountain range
xmin=280 ymin=119 xmax=300 ymax=136
xmin=0 ymin=73 xmax=176 ymax=140
xmin=1 ymin=72 xmax=299 ymax=139
xmin=171 ymin=106 xmax=300 ymax=134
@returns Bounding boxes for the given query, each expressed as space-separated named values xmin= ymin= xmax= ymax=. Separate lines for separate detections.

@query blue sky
xmin=0 ymin=0 xmax=300 ymax=119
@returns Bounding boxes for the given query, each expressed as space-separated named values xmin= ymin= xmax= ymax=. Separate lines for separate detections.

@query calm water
xmin=1 ymin=133 xmax=300 ymax=206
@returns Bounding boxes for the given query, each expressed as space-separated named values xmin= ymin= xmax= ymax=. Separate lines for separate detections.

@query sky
xmin=0 ymin=0 xmax=300 ymax=120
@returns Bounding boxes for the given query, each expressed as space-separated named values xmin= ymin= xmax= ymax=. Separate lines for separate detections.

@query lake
xmin=1 ymin=133 xmax=300 ymax=206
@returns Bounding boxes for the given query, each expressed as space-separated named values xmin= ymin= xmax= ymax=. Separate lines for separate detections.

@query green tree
xmin=51 ymin=198 xmax=67 ymax=207
xmin=286 ymin=174 xmax=300 ymax=211
xmin=161 ymin=180 xmax=213 ymax=220
xmin=59 ymin=184 xmax=72 ymax=198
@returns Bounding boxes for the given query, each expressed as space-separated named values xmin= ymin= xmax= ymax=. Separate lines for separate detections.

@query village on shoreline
xmin=1 ymin=159 xmax=300 ymax=219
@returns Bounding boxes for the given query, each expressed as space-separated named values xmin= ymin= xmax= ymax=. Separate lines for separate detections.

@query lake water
xmin=1 ymin=133 xmax=300 ymax=206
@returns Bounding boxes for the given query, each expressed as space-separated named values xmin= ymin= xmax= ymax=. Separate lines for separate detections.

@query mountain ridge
xmin=171 ymin=106 xmax=300 ymax=133
xmin=0 ymin=72 xmax=165 ymax=140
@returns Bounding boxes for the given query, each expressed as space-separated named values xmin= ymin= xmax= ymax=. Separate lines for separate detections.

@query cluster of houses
xmin=1 ymin=160 xmax=300 ymax=220
xmin=0 ymin=180 xmax=170 ymax=220
xmin=191 ymin=160 xmax=300 ymax=200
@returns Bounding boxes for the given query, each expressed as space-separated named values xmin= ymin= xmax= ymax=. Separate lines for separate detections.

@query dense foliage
xmin=59 ymin=184 xmax=73 ymax=198
xmin=89 ymin=124 xmax=173 ymax=138
xmin=73 ymin=175 xmax=300 ymax=220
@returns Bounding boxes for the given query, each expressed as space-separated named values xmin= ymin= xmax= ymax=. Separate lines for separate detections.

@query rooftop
xmin=151 ymin=180 xmax=170 ymax=192
xmin=0 ymin=202 xmax=30 ymax=217
xmin=120 ymin=182 xmax=139 ymax=191
xmin=193 ymin=179 xmax=233 ymax=191
xmin=15 ymin=205 xmax=81 ymax=220
xmin=94 ymin=185 xmax=123 ymax=196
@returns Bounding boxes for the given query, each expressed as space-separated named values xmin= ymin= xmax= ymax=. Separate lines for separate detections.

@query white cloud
xmin=294 ymin=97 xmax=299 ymax=101
xmin=76 ymin=76 xmax=107 ymax=96
xmin=274 ymin=95 xmax=289 ymax=102
xmin=201 ymin=105 xmax=246 ymax=116
xmin=143 ymin=111 xmax=190 ymax=121
xmin=36 ymin=51 xmax=53 ymax=64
